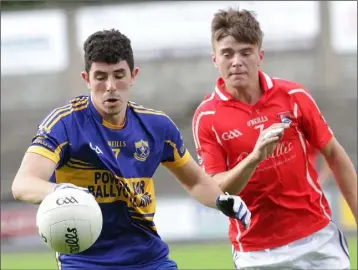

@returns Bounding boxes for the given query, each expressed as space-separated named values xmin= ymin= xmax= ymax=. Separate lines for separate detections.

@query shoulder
xmin=39 ymin=96 xmax=89 ymax=132
xmin=272 ymin=77 xmax=308 ymax=95
xmin=193 ymin=92 xmax=219 ymax=122
xmin=273 ymin=77 xmax=317 ymax=107
xmin=128 ymin=101 xmax=177 ymax=130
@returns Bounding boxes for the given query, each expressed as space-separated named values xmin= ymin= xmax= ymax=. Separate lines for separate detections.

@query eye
xmin=222 ymin=52 xmax=232 ymax=58
xmin=115 ymin=74 xmax=125 ymax=79
xmin=242 ymin=51 xmax=252 ymax=56
xmin=95 ymin=74 xmax=106 ymax=81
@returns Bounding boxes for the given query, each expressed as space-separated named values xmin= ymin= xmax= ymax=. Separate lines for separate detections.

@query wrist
xmin=246 ymin=152 xmax=262 ymax=165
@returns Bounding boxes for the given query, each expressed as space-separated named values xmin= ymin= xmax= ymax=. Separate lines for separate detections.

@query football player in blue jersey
xmin=12 ymin=29 xmax=281 ymax=270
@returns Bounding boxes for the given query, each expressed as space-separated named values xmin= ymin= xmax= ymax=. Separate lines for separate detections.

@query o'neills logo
xmin=237 ymin=141 xmax=294 ymax=163
xmin=247 ymin=116 xmax=268 ymax=127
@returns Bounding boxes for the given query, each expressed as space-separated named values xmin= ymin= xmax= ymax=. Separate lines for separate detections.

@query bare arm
xmin=321 ymin=137 xmax=357 ymax=222
xmin=12 ymin=153 xmax=57 ymax=204
xmin=212 ymin=153 xmax=260 ymax=194
xmin=213 ymin=123 xmax=289 ymax=194
xmin=167 ymin=156 xmax=224 ymax=209
xmin=317 ymin=157 xmax=332 ymax=185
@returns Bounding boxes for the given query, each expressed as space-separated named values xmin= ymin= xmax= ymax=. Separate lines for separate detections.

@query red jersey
xmin=307 ymin=143 xmax=319 ymax=167
xmin=192 ymin=71 xmax=333 ymax=252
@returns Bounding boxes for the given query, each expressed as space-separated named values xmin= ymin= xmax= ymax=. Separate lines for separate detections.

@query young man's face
xmin=212 ymin=35 xmax=264 ymax=90
xmin=82 ymin=61 xmax=139 ymax=117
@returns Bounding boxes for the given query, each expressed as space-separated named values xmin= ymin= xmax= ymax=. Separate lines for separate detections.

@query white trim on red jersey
xmin=193 ymin=111 xmax=215 ymax=149
xmin=288 ymin=88 xmax=333 ymax=134
xmin=290 ymin=95 xmax=331 ymax=220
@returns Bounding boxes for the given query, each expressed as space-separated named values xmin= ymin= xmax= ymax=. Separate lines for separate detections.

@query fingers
xmin=266 ymin=123 xmax=290 ymax=130
xmin=261 ymin=136 xmax=280 ymax=146
xmin=232 ymin=197 xmax=251 ymax=229
xmin=244 ymin=211 xmax=251 ymax=229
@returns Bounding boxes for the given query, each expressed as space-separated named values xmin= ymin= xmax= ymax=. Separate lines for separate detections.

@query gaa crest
xmin=134 ymin=140 xmax=150 ymax=161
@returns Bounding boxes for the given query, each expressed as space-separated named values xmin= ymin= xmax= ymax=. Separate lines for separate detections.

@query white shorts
xmin=232 ymin=222 xmax=350 ymax=269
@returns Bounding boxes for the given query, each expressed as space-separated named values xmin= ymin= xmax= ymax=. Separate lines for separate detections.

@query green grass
xmin=1 ymin=238 xmax=357 ymax=269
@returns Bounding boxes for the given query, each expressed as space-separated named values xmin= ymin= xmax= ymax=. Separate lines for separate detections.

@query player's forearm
xmin=12 ymin=176 xmax=56 ymax=204
xmin=187 ymin=175 xmax=224 ymax=209
xmin=213 ymin=153 xmax=260 ymax=194
xmin=327 ymin=149 xmax=357 ymax=222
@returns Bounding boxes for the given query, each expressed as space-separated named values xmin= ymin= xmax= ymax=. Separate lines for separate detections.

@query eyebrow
xmin=220 ymin=47 xmax=254 ymax=53
xmin=220 ymin=47 xmax=234 ymax=53
xmin=93 ymin=69 xmax=126 ymax=74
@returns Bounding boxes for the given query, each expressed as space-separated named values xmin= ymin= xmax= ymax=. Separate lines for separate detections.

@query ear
xmin=81 ymin=71 xmax=91 ymax=89
xmin=211 ymin=51 xmax=218 ymax=69
xmin=258 ymin=49 xmax=265 ymax=67
xmin=130 ymin=67 xmax=139 ymax=86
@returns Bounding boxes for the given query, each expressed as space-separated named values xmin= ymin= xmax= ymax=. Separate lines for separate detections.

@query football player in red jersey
xmin=193 ymin=7 xmax=356 ymax=269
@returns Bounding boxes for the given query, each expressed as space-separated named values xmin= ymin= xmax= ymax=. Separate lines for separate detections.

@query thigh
xmin=233 ymin=246 xmax=293 ymax=269
xmin=291 ymin=222 xmax=350 ymax=270
xmin=232 ymin=222 xmax=350 ymax=270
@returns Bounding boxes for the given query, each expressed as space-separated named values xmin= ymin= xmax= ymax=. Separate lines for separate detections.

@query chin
xmin=230 ymin=80 xmax=249 ymax=89
xmin=106 ymin=107 xmax=121 ymax=115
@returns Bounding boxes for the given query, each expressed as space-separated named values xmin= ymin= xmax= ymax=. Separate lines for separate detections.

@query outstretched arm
xmin=12 ymin=153 xmax=57 ymax=204
xmin=321 ymin=138 xmax=357 ymax=222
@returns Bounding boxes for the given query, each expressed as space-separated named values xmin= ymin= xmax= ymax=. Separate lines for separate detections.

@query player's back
xmin=28 ymin=96 xmax=187 ymax=269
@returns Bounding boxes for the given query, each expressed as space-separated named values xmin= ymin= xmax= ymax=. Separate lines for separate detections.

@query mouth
xmin=104 ymin=98 xmax=121 ymax=105
xmin=230 ymin=72 xmax=246 ymax=76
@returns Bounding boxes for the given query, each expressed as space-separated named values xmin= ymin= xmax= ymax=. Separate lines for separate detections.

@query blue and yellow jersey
xmin=27 ymin=95 xmax=190 ymax=269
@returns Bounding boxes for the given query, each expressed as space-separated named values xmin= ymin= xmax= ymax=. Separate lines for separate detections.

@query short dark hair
xmin=211 ymin=7 xmax=263 ymax=48
xmin=83 ymin=29 xmax=134 ymax=73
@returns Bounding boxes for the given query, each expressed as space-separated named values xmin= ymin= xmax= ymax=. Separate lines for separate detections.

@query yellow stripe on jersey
xmin=39 ymin=98 xmax=89 ymax=132
xmin=131 ymin=107 xmax=180 ymax=131
xmin=161 ymin=141 xmax=191 ymax=168
xmin=128 ymin=102 xmax=164 ymax=112
xmin=102 ymin=116 xmax=126 ymax=130
xmin=66 ymin=161 xmax=97 ymax=169
xmin=68 ymin=157 xmax=93 ymax=165
xmin=40 ymin=97 xmax=88 ymax=128
xmin=27 ymin=141 xmax=68 ymax=164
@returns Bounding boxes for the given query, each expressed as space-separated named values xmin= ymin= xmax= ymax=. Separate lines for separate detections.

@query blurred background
xmin=1 ymin=1 xmax=357 ymax=269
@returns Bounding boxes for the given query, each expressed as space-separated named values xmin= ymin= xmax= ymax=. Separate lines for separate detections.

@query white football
xmin=36 ymin=188 xmax=103 ymax=254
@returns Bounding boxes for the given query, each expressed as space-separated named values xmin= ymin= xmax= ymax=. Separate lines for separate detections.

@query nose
xmin=232 ymin=53 xmax=243 ymax=67
xmin=106 ymin=77 xmax=116 ymax=92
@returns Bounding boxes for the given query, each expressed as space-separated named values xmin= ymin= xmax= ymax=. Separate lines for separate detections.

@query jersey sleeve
xmin=161 ymin=116 xmax=191 ymax=169
xmin=291 ymin=88 xmax=333 ymax=150
xmin=26 ymin=113 xmax=69 ymax=165
xmin=192 ymin=109 xmax=227 ymax=175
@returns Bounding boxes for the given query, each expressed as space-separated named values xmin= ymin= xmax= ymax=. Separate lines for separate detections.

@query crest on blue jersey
xmin=134 ymin=140 xmax=150 ymax=161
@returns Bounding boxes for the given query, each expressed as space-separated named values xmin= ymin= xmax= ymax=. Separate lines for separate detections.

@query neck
xmin=92 ymin=98 xmax=127 ymax=127
xmin=226 ymin=77 xmax=262 ymax=105
xmin=102 ymin=107 xmax=127 ymax=127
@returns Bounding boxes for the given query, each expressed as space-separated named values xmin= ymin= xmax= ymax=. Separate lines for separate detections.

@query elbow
xmin=11 ymin=178 xmax=25 ymax=201
xmin=11 ymin=183 xmax=22 ymax=201
xmin=217 ymin=182 xmax=238 ymax=194
xmin=218 ymin=182 xmax=228 ymax=193
xmin=217 ymin=181 xmax=244 ymax=195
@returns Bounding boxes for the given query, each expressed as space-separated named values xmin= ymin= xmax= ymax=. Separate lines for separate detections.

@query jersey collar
xmin=214 ymin=71 xmax=274 ymax=101
xmin=88 ymin=97 xmax=126 ymax=130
